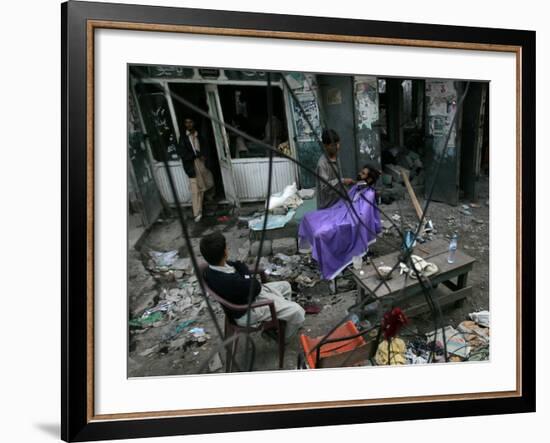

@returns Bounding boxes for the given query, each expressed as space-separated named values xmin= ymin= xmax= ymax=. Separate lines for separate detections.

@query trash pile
xmin=262 ymin=253 xmax=321 ymax=289
xmin=447 ymin=203 xmax=486 ymax=230
xmin=373 ymin=310 xmax=490 ymax=365
xmin=129 ymin=249 xmax=223 ymax=370
xmin=146 ymin=249 xmax=193 ymax=281
xmin=378 ymin=148 xmax=425 ymax=204
xmin=384 ymin=148 xmax=425 ymax=186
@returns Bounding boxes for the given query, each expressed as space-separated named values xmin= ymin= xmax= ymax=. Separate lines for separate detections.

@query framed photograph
xmin=62 ymin=1 xmax=535 ymax=441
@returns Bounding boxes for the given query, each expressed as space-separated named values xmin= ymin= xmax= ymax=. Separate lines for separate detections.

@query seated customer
xmin=200 ymin=232 xmax=305 ymax=341
xmin=357 ymin=163 xmax=381 ymax=188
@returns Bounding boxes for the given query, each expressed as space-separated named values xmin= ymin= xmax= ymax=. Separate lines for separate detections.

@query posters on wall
xmin=354 ymin=76 xmax=380 ymax=162
xmin=294 ymin=92 xmax=322 ymax=142
xmin=425 ymin=81 xmax=458 ymax=152
xmin=285 ymin=73 xmax=322 ymax=142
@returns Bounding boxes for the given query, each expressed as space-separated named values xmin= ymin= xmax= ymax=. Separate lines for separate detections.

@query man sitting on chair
xmin=200 ymin=232 xmax=305 ymax=342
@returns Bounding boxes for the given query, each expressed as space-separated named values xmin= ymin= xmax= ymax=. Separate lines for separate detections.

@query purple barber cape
xmin=298 ymin=185 xmax=382 ymax=280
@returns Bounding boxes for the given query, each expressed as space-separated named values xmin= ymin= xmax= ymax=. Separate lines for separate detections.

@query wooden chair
xmin=199 ymin=264 xmax=286 ymax=371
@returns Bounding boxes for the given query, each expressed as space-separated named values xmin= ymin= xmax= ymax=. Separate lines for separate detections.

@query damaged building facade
xmin=128 ymin=65 xmax=489 ymax=236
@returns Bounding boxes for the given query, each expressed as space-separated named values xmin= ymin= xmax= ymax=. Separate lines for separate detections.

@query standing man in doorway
xmin=315 ymin=129 xmax=355 ymax=209
xmin=177 ymin=117 xmax=214 ymax=222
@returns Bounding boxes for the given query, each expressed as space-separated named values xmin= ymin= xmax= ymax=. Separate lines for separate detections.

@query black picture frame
xmin=62 ymin=1 xmax=536 ymax=441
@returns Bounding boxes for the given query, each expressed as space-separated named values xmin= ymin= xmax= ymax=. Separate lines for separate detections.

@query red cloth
xmin=381 ymin=307 xmax=409 ymax=339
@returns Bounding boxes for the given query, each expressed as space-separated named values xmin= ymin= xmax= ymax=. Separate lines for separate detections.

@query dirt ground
xmin=127 ymin=176 xmax=489 ymax=377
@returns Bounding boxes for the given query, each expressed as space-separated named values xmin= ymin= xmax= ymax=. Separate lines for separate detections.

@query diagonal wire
xmin=305 ymin=81 xmax=470 ymax=361
xmin=136 ymin=82 xmax=243 ymax=371
xmin=136 ymin=68 xmax=402 ymax=254
xmin=242 ymin=72 xmax=276 ymax=369
xmin=134 ymin=67 xmax=471 ymax=371
xmin=281 ymin=74 xmax=406 ymax=246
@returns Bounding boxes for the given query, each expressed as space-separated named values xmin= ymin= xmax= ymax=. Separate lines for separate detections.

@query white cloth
xmin=209 ymin=263 xmax=237 ymax=273
xmin=186 ymin=129 xmax=201 ymax=155
xmin=235 ymin=281 xmax=305 ymax=340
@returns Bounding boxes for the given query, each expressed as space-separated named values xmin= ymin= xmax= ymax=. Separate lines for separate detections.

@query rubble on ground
xmin=128 ymin=176 xmax=490 ymax=375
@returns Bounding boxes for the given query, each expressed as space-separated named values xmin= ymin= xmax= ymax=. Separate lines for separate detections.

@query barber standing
xmin=315 ymin=129 xmax=355 ymax=209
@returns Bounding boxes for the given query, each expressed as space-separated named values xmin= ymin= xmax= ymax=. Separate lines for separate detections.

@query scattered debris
xmin=302 ymin=301 xmax=322 ymax=315
xmin=208 ymin=352 xmax=224 ymax=372
xmin=405 ymin=349 xmax=428 ymax=365
xmin=172 ymin=257 xmax=192 ymax=271
xmin=381 ymin=307 xmax=409 ymax=339
xmin=189 ymin=327 xmax=207 ymax=344
xmin=426 ymin=326 xmax=470 ymax=359
xmin=129 ymin=311 xmax=164 ymax=328
xmin=249 ymin=240 xmax=273 ymax=257
xmin=374 ymin=338 xmax=406 ymax=365
xmin=142 ymin=301 xmax=172 ymax=318
xmin=298 ymin=188 xmax=315 ymax=200
xmin=469 ymin=310 xmax=490 ymax=327
xmin=267 ymin=182 xmax=302 ymax=211
xmin=295 ymin=274 xmax=315 ymax=288
xmin=457 ymin=320 xmax=490 ymax=349
xmin=169 ymin=336 xmax=190 ymax=351
xmin=405 ymin=337 xmax=431 ymax=364
xmin=149 ymin=250 xmax=179 ymax=268
xmin=248 ymin=211 xmax=296 ymax=231
xmin=272 ymin=237 xmax=298 ymax=255
xmin=164 ymin=319 xmax=196 ymax=340
xmin=468 ymin=344 xmax=490 ymax=361
xmin=129 ymin=175 xmax=490 ymax=375
xmin=139 ymin=344 xmax=159 ymax=357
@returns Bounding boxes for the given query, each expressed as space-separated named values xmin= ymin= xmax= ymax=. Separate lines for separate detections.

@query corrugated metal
xmin=153 ymin=161 xmax=192 ymax=205
xmin=153 ymin=158 xmax=297 ymax=205
xmin=232 ymin=158 xmax=296 ymax=201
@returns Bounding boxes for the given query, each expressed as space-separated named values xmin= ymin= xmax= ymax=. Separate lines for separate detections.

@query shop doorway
xmin=217 ymin=84 xmax=288 ymax=158
xmin=169 ymin=83 xmax=225 ymax=200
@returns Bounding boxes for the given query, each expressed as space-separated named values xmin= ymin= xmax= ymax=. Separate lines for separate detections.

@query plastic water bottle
xmin=448 ymin=234 xmax=458 ymax=264
xmin=403 ymin=230 xmax=416 ymax=252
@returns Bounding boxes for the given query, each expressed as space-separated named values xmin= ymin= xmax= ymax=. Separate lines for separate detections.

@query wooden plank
xmin=443 ymin=280 xmax=459 ymax=291
xmin=354 ymin=250 xmax=475 ymax=298
xmin=401 ymin=166 xmax=424 ymax=221
xmin=350 ymin=238 xmax=450 ymax=281
xmin=401 ymin=286 xmax=472 ymax=318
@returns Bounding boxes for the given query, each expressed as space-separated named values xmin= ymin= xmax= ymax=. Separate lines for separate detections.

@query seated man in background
xmin=200 ymin=232 xmax=305 ymax=342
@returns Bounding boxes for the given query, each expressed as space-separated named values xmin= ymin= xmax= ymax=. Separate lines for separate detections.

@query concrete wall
xmin=424 ymin=80 xmax=463 ymax=205
xmin=318 ymin=75 xmax=357 ymax=179
xmin=354 ymin=76 xmax=382 ymax=168
xmin=284 ymin=73 xmax=323 ymax=189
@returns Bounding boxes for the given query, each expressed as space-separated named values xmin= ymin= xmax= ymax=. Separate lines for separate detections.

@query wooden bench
xmin=349 ymin=238 xmax=476 ymax=318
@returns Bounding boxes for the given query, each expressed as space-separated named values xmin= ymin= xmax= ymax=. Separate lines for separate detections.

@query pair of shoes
xmin=194 ymin=214 xmax=202 ymax=222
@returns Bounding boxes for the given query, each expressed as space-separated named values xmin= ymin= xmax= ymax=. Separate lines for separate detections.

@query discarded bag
xmin=399 ymin=255 xmax=439 ymax=279
xmin=469 ymin=310 xmax=490 ymax=327
xmin=426 ymin=326 xmax=470 ymax=358
xmin=374 ymin=338 xmax=406 ymax=365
